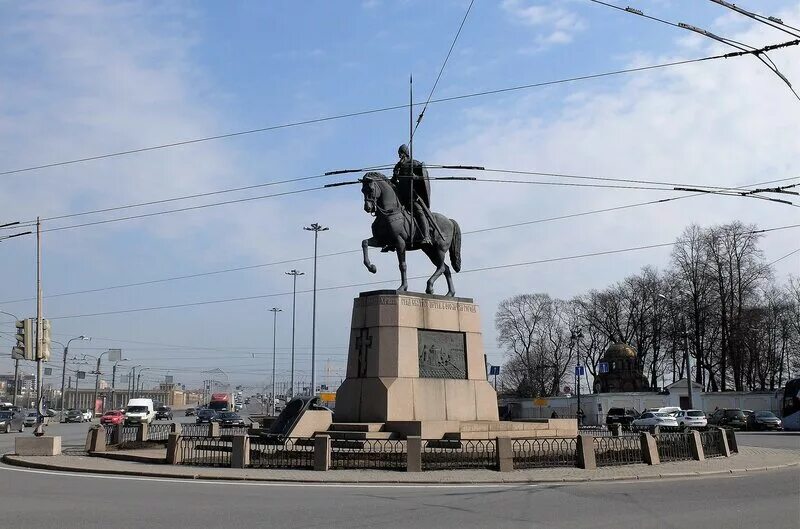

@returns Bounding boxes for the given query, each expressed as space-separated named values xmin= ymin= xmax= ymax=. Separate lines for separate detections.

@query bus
xmin=780 ymin=378 xmax=800 ymax=431
xmin=209 ymin=393 xmax=233 ymax=412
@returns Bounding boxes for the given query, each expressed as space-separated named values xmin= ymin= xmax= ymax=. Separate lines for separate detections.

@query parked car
xmin=184 ymin=407 xmax=196 ymax=416
xmin=195 ymin=409 xmax=217 ymax=424
xmin=605 ymin=407 xmax=640 ymax=429
xmin=656 ymin=407 xmax=682 ymax=416
xmin=0 ymin=409 xmax=25 ymax=433
xmin=155 ymin=406 xmax=173 ymax=420
xmin=100 ymin=410 xmax=125 ymax=426
xmin=631 ymin=412 xmax=679 ymax=428
xmin=23 ymin=411 xmax=38 ymax=427
xmin=674 ymin=409 xmax=707 ymax=428
xmin=64 ymin=409 xmax=84 ymax=423
xmin=708 ymin=408 xmax=748 ymax=429
xmin=216 ymin=411 xmax=246 ymax=428
xmin=746 ymin=410 xmax=783 ymax=431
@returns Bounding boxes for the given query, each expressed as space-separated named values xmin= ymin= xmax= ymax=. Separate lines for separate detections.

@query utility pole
xmin=303 ymin=223 xmax=328 ymax=396
xmin=60 ymin=336 xmax=89 ymax=418
xmin=269 ymin=307 xmax=282 ymax=415
xmin=34 ymin=217 xmax=45 ymax=436
xmin=285 ymin=269 xmax=304 ymax=400
xmin=682 ymin=311 xmax=694 ymax=410
xmin=571 ymin=327 xmax=584 ymax=426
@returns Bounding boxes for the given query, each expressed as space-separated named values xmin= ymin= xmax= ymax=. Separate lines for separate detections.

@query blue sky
xmin=1 ymin=1 xmax=798 ymax=393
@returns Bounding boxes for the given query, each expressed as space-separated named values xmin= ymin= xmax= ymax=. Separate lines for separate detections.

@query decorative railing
xmin=178 ymin=436 xmax=232 ymax=467
xmin=330 ymin=439 xmax=406 ymax=470
xmin=103 ymin=425 xmax=117 ymax=445
xmin=699 ymin=430 xmax=724 ymax=458
xmin=724 ymin=428 xmax=738 ymax=453
xmin=148 ymin=423 xmax=172 ymax=442
xmin=179 ymin=424 xmax=210 ymax=437
xmin=654 ymin=432 xmax=693 ymax=462
xmin=220 ymin=426 xmax=249 ymax=437
xmin=119 ymin=425 xmax=138 ymax=444
xmin=421 ymin=439 xmax=497 ymax=471
xmin=594 ymin=435 xmax=644 ymax=466
xmin=248 ymin=437 xmax=315 ymax=469
xmin=512 ymin=437 xmax=577 ymax=468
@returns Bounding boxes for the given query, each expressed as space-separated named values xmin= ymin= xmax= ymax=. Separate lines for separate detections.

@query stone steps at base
xmin=329 ymin=422 xmax=384 ymax=432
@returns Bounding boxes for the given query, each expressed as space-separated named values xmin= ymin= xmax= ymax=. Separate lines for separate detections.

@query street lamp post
xmin=303 ymin=223 xmax=328 ymax=396
xmin=109 ymin=359 xmax=128 ymax=410
xmin=285 ymin=269 xmax=304 ymax=399
xmin=269 ymin=307 xmax=282 ymax=415
xmin=570 ymin=327 xmax=584 ymax=426
xmin=58 ymin=336 xmax=90 ymax=420
xmin=659 ymin=292 xmax=693 ymax=410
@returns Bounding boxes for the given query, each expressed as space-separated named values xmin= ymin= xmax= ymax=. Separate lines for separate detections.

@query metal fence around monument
xmin=220 ymin=426 xmax=249 ymax=438
xmin=248 ymin=437 xmax=315 ymax=469
xmin=119 ymin=425 xmax=138 ymax=444
xmin=330 ymin=439 xmax=406 ymax=470
xmin=654 ymin=432 xmax=693 ymax=462
xmin=148 ymin=423 xmax=172 ymax=442
xmin=594 ymin=435 xmax=644 ymax=466
xmin=512 ymin=438 xmax=577 ymax=468
xmin=421 ymin=439 xmax=497 ymax=471
xmin=724 ymin=428 xmax=738 ymax=453
xmin=178 ymin=436 xmax=232 ymax=467
xmin=699 ymin=430 xmax=724 ymax=458
xmin=104 ymin=425 xmax=117 ymax=445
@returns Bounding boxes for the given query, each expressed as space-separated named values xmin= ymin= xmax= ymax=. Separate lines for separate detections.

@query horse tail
xmin=449 ymin=218 xmax=462 ymax=273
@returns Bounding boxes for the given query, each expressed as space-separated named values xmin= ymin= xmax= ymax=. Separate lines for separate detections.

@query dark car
xmin=195 ymin=409 xmax=217 ymax=424
xmin=605 ymin=407 xmax=640 ymax=429
xmin=216 ymin=411 xmax=246 ymax=428
xmin=64 ymin=409 xmax=84 ymax=423
xmin=0 ymin=410 xmax=25 ymax=433
xmin=155 ymin=406 xmax=173 ymax=420
xmin=184 ymin=407 xmax=196 ymax=416
xmin=746 ymin=410 xmax=783 ymax=431
xmin=708 ymin=408 xmax=748 ymax=429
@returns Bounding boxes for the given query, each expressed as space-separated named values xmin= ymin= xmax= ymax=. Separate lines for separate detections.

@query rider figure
xmin=391 ymin=144 xmax=432 ymax=246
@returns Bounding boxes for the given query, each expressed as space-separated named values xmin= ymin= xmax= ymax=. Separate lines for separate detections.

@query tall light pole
xmin=303 ymin=223 xmax=328 ymax=396
xmin=57 ymin=336 xmax=90 ymax=419
xmin=570 ymin=327 xmax=584 ymax=426
xmin=110 ymin=358 xmax=128 ymax=410
xmin=659 ymin=292 xmax=693 ymax=410
xmin=285 ymin=269 xmax=304 ymax=399
xmin=269 ymin=307 xmax=282 ymax=415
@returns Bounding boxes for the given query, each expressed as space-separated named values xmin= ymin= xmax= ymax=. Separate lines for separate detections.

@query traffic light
xmin=40 ymin=319 xmax=52 ymax=361
xmin=12 ymin=319 xmax=33 ymax=360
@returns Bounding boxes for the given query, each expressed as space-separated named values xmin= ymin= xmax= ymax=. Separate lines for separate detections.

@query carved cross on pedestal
xmin=355 ymin=328 xmax=373 ymax=377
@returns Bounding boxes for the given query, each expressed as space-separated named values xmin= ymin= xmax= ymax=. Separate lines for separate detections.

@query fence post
xmin=689 ymin=430 xmax=704 ymax=461
xmin=231 ymin=435 xmax=250 ymax=469
xmin=166 ymin=433 xmax=182 ymax=464
xmin=85 ymin=426 xmax=106 ymax=453
xmin=406 ymin=436 xmax=422 ymax=472
xmin=650 ymin=425 xmax=660 ymax=436
xmin=170 ymin=422 xmax=182 ymax=436
xmin=640 ymin=432 xmax=660 ymax=465
xmin=610 ymin=424 xmax=621 ymax=437
xmin=724 ymin=428 xmax=738 ymax=453
xmin=112 ymin=424 xmax=122 ymax=445
xmin=576 ymin=435 xmax=596 ymax=470
xmin=209 ymin=422 xmax=220 ymax=437
xmin=136 ymin=423 xmax=149 ymax=442
xmin=314 ymin=434 xmax=331 ymax=471
xmin=496 ymin=437 xmax=514 ymax=472
xmin=717 ymin=427 xmax=731 ymax=457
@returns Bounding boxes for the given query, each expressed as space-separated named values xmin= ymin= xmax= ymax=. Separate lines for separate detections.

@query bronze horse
xmin=360 ymin=172 xmax=461 ymax=296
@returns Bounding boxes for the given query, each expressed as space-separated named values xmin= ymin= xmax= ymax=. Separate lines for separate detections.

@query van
xmin=125 ymin=398 xmax=156 ymax=425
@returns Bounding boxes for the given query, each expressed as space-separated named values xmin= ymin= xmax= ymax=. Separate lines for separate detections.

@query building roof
xmin=603 ymin=342 xmax=637 ymax=361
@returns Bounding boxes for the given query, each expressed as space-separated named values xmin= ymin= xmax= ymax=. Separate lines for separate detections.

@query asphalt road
xmin=0 ymin=463 xmax=796 ymax=529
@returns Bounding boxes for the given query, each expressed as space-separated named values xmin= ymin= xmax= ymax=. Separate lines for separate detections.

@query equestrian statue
xmin=360 ymin=144 xmax=462 ymax=296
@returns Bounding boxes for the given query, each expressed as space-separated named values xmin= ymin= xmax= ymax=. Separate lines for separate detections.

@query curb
xmin=3 ymin=453 xmax=798 ymax=485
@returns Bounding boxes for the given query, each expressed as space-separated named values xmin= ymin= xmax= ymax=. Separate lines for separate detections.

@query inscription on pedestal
xmin=418 ymin=330 xmax=467 ymax=379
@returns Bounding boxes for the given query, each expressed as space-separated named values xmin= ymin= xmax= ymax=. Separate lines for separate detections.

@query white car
xmin=657 ymin=407 xmax=682 ymax=416
xmin=82 ymin=409 xmax=94 ymax=422
xmin=23 ymin=411 xmax=38 ymax=427
xmin=631 ymin=412 xmax=679 ymax=428
xmin=674 ymin=409 xmax=707 ymax=428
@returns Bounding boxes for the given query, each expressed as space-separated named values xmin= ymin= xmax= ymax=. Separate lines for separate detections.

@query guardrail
xmin=421 ymin=439 xmax=497 ymax=471
xmin=249 ymin=437 xmax=315 ymax=469
xmin=148 ymin=423 xmax=172 ymax=442
xmin=512 ymin=437 xmax=577 ymax=468
xmin=654 ymin=432 xmax=694 ymax=462
xmin=178 ymin=436 xmax=232 ymax=467
xmin=330 ymin=439 xmax=406 ymax=470
xmin=594 ymin=435 xmax=644 ymax=466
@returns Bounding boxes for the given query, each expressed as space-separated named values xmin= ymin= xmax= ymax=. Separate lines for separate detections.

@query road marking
xmin=0 ymin=465 xmax=522 ymax=489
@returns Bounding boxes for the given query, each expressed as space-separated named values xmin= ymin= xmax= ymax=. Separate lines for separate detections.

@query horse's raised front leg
xmin=362 ymin=237 xmax=379 ymax=274
xmin=396 ymin=243 xmax=408 ymax=292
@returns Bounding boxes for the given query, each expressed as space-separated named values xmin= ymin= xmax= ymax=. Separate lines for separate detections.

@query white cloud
xmin=502 ymin=0 xmax=587 ymax=48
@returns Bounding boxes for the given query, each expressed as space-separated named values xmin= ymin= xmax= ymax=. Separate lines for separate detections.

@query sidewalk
xmin=3 ymin=446 xmax=798 ymax=484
